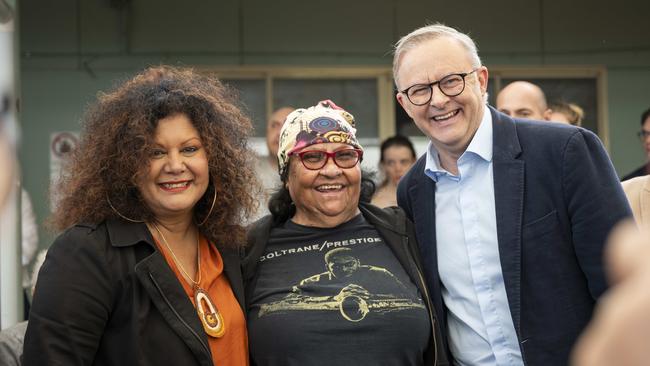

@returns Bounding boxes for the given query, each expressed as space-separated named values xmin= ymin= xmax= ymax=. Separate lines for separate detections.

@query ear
xmin=543 ymin=109 xmax=553 ymax=121
xmin=396 ymin=92 xmax=414 ymax=119
xmin=477 ymin=66 xmax=489 ymax=95
xmin=396 ymin=91 xmax=406 ymax=110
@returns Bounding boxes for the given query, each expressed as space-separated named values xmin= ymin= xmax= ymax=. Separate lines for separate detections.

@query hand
xmin=572 ymin=221 xmax=650 ymax=366
xmin=334 ymin=284 xmax=370 ymax=302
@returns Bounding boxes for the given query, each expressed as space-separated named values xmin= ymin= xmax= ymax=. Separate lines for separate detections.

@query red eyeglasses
xmin=291 ymin=149 xmax=363 ymax=170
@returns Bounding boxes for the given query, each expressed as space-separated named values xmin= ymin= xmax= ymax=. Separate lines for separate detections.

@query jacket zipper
xmin=404 ymin=236 xmax=438 ymax=366
xmin=149 ymin=273 xmax=212 ymax=359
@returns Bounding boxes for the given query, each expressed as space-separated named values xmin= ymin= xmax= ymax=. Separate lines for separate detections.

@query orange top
xmin=154 ymin=234 xmax=249 ymax=366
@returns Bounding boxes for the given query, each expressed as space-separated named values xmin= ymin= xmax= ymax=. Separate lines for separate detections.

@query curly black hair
xmin=51 ymin=66 xmax=259 ymax=247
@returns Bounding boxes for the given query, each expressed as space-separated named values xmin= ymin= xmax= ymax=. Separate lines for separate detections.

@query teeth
xmin=433 ymin=110 xmax=458 ymax=121
xmin=162 ymin=182 xmax=189 ymax=189
xmin=317 ymin=184 xmax=342 ymax=191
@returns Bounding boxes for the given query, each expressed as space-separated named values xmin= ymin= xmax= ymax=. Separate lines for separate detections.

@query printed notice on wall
xmin=50 ymin=132 xmax=79 ymax=210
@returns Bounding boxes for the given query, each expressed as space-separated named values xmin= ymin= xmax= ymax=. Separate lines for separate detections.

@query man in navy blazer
xmin=393 ymin=24 xmax=632 ymax=365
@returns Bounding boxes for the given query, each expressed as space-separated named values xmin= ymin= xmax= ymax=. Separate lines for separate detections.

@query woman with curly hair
xmin=23 ymin=66 xmax=258 ymax=366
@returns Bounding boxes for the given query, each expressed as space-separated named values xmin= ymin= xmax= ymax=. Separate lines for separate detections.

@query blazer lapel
xmin=135 ymin=252 xmax=213 ymax=366
xmin=490 ymin=106 xmax=524 ymax=333
xmin=409 ymin=165 xmax=447 ymax=331
xmin=106 ymin=220 xmax=212 ymax=365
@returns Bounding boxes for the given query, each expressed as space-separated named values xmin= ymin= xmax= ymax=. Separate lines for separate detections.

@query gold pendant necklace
xmin=195 ymin=286 xmax=226 ymax=338
xmin=151 ymin=222 xmax=226 ymax=338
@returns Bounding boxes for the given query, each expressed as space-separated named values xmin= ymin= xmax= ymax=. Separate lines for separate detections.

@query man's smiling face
xmin=396 ymin=36 xmax=488 ymax=158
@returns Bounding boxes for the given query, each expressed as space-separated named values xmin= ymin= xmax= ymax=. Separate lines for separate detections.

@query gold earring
xmin=197 ymin=186 xmax=217 ymax=227
xmin=106 ymin=194 xmax=144 ymax=223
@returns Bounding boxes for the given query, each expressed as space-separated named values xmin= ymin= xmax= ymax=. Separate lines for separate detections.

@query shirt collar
xmin=424 ymin=105 xmax=493 ymax=181
xmin=424 ymin=141 xmax=444 ymax=182
xmin=465 ymin=106 xmax=493 ymax=163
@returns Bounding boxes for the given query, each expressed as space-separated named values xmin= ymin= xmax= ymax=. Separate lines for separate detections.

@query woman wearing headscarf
xmin=243 ymin=100 xmax=448 ymax=365
xmin=23 ymin=66 xmax=257 ymax=366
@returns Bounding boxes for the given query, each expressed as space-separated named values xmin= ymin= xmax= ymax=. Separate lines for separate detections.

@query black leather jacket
xmin=23 ymin=219 xmax=245 ymax=366
xmin=242 ymin=202 xmax=449 ymax=366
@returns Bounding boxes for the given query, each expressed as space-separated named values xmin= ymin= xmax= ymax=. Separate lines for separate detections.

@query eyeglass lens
xmin=639 ymin=130 xmax=650 ymax=139
xmin=299 ymin=150 xmax=361 ymax=170
xmin=406 ymin=73 xmax=467 ymax=106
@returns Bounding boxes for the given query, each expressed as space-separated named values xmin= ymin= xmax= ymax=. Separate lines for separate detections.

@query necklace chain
xmin=151 ymin=222 xmax=201 ymax=287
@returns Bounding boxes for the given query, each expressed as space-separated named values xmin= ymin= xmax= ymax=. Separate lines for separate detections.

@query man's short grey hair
xmin=392 ymin=23 xmax=482 ymax=88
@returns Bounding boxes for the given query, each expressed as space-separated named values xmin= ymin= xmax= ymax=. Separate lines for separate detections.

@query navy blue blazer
xmin=397 ymin=106 xmax=632 ymax=366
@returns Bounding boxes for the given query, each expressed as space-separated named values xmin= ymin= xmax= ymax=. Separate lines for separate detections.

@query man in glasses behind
xmin=243 ymin=100 xmax=447 ymax=366
xmin=621 ymin=107 xmax=650 ymax=181
xmin=393 ymin=24 xmax=631 ymax=366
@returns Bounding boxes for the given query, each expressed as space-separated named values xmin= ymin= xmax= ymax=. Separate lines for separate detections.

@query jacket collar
xmin=490 ymin=105 xmax=525 ymax=332
xmin=105 ymin=218 xmax=155 ymax=248
xmin=105 ymin=217 xmax=246 ymax=312
xmin=358 ymin=202 xmax=406 ymax=236
xmin=490 ymin=105 xmax=522 ymax=161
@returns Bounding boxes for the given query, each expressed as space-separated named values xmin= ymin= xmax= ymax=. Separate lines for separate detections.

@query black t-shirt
xmin=247 ymin=214 xmax=431 ymax=366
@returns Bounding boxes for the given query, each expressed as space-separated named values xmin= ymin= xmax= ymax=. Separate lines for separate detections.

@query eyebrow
xmin=152 ymin=137 xmax=202 ymax=147
xmin=403 ymin=71 xmax=461 ymax=89
xmin=301 ymin=146 xmax=354 ymax=152
xmin=182 ymin=137 xmax=202 ymax=144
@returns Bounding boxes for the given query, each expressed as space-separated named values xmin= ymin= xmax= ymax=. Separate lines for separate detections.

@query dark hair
xmin=51 ymin=66 xmax=259 ymax=248
xmin=641 ymin=108 xmax=650 ymax=126
xmin=268 ymin=169 xmax=376 ymax=224
xmin=380 ymin=135 xmax=417 ymax=163
xmin=324 ymin=247 xmax=356 ymax=263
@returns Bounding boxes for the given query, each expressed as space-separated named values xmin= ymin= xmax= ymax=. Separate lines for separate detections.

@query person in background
xmin=393 ymin=23 xmax=632 ymax=365
xmin=496 ymin=80 xmax=552 ymax=121
xmin=572 ymin=222 xmax=650 ymax=366
xmin=621 ymin=175 xmax=650 ymax=227
xmin=20 ymin=189 xmax=38 ymax=316
xmin=621 ymin=107 xmax=650 ymax=180
xmin=549 ymin=101 xmax=584 ymax=126
xmin=243 ymin=100 xmax=447 ymax=365
xmin=23 ymin=66 xmax=257 ymax=366
xmin=253 ymin=106 xmax=295 ymax=220
xmin=0 ymin=249 xmax=47 ymax=366
xmin=371 ymin=135 xmax=417 ymax=208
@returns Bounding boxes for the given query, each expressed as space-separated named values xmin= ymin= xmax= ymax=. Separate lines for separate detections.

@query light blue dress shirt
xmin=424 ymin=110 xmax=524 ymax=366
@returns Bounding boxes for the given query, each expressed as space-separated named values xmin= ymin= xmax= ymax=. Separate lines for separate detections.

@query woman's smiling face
xmin=287 ymin=142 xmax=361 ymax=227
xmin=137 ymin=113 xmax=209 ymax=222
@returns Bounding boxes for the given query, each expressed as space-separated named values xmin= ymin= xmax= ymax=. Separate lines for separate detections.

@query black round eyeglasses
xmin=399 ymin=68 xmax=479 ymax=106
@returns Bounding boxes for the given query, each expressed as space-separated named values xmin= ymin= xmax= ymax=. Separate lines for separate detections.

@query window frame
xmin=200 ymin=65 xmax=608 ymax=150
xmin=489 ymin=65 xmax=608 ymax=149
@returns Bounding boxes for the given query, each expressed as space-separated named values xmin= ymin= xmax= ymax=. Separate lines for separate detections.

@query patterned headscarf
xmin=277 ymin=100 xmax=363 ymax=177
